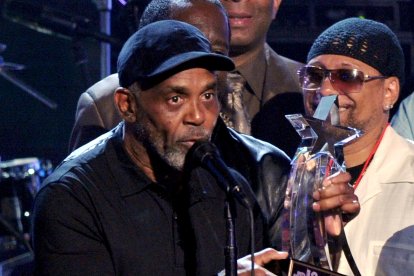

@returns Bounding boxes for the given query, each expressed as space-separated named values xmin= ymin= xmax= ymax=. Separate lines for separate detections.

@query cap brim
xmin=135 ymin=52 xmax=235 ymax=90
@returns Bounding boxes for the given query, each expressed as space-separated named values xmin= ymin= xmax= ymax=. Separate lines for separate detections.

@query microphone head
xmin=187 ymin=141 xmax=220 ymax=166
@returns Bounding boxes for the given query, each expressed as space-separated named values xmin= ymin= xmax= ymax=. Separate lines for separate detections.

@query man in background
xmin=220 ymin=0 xmax=304 ymax=157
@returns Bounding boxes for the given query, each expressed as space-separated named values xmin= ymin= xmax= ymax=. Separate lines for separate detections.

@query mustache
xmin=177 ymin=127 xmax=211 ymax=142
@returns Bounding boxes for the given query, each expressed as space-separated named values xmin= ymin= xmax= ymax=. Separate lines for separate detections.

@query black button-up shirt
xmin=32 ymin=125 xmax=265 ymax=275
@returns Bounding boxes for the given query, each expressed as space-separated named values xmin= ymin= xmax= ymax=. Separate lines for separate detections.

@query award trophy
xmin=282 ymin=95 xmax=362 ymax=275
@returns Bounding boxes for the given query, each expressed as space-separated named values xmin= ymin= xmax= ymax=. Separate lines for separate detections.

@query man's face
xmin=134 ymin=68 xmax=220 ymax=170
xmin=220 ymin=0 xmax=279 ymax=54
xmin=173 ymin=1 xmax=230 ymax=56
xmin=304 ymin=55 xmax=388 ymax=133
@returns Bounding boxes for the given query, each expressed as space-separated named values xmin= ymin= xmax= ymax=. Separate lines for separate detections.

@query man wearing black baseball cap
xmin=32 ymin=20 xmax=358 ymax=275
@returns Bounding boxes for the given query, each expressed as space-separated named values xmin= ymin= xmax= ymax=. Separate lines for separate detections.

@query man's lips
xmin=180 ymin=140 xmax=197 ymax=148
xmin=228 ymin=12 xmax=252 ymax=27
xmin=178 ymin=138 xmax=209 ymax=148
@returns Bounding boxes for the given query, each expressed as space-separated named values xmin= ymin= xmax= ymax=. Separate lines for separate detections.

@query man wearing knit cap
xmin=300 ymin=17 xmax=414 ymax=275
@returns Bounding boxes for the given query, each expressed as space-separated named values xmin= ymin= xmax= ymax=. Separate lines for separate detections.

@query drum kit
xmin=0 ymin=157 xmax=52 ymax=264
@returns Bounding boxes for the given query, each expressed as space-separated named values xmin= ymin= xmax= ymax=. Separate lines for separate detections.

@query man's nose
xmin=184 ymin=101 xmax=206 ymax=126
xmin=318 ymin=76 xmax=338 ymax=96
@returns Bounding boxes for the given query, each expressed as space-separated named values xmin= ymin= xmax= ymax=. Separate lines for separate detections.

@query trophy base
xmin=265 ymin=258 xmax=346 ymax=276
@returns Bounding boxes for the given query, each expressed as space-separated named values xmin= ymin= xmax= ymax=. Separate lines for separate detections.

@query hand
xmin=217 ymin=248 xmax=288 ymax=276
xmin=312 ymin=171 xmax=360 ymax=235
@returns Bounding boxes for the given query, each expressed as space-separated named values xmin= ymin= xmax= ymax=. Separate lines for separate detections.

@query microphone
xmin=3 ymin=0 xmax=122 ymax=47
xmin=188 ymin=141 xmax=256 ymax=209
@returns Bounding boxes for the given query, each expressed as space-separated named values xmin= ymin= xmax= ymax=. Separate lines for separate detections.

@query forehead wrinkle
xmin=165 ymin=73 xmax=217 ymax=94
xmin=309 ymin=58 xmax=363 ymax=70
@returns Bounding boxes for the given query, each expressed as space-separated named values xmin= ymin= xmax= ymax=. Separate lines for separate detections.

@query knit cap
xmin=307 ymin=18 xmax=405 ymax=84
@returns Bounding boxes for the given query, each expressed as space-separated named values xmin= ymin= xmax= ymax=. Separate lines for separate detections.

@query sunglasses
xmin=297 ymin=65 xmax=387 ymax=94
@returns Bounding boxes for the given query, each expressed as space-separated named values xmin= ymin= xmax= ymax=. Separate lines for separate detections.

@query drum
xmin=0 ymin=158 xmax=52 ymax=247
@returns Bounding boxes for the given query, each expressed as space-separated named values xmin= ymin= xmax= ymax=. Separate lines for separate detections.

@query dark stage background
xmin=0 ymin=0 xmax=413 ymax=167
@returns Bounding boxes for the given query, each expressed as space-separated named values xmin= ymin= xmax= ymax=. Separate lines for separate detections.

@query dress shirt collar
xmin=236 ymin=45 xmax=267 ymax=99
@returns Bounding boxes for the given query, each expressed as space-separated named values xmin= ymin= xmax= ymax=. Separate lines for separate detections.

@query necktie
xmin=220 ymin=71 xmax=251 ymax=134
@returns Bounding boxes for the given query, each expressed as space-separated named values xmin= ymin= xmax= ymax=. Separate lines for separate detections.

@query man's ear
xmin=383 ymin=77 xmax=400 ymax=112
xmin=272 ymin=0 xmax=282 ymax=20
xmin=114 ymin=87 xmax=137 ymax=122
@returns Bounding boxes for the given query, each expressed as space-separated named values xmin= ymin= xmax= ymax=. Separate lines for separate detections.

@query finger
xmin=312 ymin=172 xmax=352 ymax=201
xmin=326 ymin=171 xmax=351 ymax=184
xmin=313 ymin=193 xmax=358 ymax=212
xmin=340 ymin=198 xmax=360 ymax=214
xmin=324 ymin=213 xmax=342 ymax=236
xmin=314 ymin=181 xmax=354 ymax=200
xmin=252 ymin=248 xmax=289 ymax=266
xmin=236 ymin=265 xmax=277 ymax=276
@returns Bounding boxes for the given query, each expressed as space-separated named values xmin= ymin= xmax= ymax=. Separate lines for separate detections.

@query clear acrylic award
xmin=282 ymin=95 xmax=362 ymax=275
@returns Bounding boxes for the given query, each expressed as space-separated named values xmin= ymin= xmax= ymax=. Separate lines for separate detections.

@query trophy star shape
xmin=288 ymin=95 xmax=363 ymax=166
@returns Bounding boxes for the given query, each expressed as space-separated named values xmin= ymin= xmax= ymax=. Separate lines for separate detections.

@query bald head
xmin=139 ymin=0 xmax=226 ymax=28
xmin=139 ymin=0 xmax=230 ymax=55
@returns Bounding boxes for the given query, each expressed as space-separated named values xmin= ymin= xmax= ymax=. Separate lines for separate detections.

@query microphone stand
xmin=187 ymin=141 xmax=258 ymax=275
xmin=224 ymin=197 xmax=237 ymax=276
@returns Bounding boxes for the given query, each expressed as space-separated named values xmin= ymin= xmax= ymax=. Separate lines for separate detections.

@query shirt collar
xmin=105 ymin=123 xmax=153 ymax=197
xmin=236 ymin=46 xmax=267 ymax=97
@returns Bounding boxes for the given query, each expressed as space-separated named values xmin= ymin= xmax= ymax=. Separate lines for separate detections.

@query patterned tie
xmin=220 ymin=71 xmax=251 ymax=134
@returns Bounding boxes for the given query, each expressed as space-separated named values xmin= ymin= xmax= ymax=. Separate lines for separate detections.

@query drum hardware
xmin=0 ymin=42 xmax=58 ymax=109
xmin=0 ymin=214 xmax=31 ymax=253
xmin=0 ymin=157 xmax=51 ymax=260
xmin=3 ymin=0 xmax=123 ymax=87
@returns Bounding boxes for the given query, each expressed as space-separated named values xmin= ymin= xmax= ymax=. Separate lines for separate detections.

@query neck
xmin=122 ymin=128 xmax=183 ymax=184
xmin=229 ymin=41 xmax=265 ymax=68
xmin=123 ymin=133 xmax=157 ymax=182
xmin=344 ymin=122 xmax=388 ymax=168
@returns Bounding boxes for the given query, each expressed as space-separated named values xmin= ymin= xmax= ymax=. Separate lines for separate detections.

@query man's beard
xmin=133 ymin=111 xmax=211 ymax=171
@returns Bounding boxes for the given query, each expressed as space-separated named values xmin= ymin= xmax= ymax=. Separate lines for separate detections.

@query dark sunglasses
xmin=297 ymin=65 xmax=387 ymax=94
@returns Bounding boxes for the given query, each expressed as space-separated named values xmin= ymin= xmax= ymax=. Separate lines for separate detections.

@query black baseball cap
xmin=117 ymin=20 xmax=235 ymax=88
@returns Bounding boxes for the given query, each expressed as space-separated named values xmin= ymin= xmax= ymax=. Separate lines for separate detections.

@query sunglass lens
xmin=299 ymin=67 xmax=324 ymax=90
xmin=330 ymin=69 xmax=364 ymax=93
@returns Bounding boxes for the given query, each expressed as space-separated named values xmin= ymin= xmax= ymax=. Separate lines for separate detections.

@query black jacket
xmin=212 ymin=118 xmax=291 ymax=249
